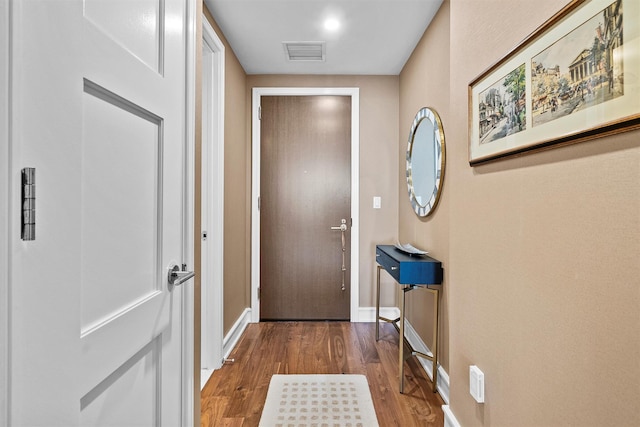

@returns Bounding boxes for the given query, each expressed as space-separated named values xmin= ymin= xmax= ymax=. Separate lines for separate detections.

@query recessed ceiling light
xmin=324 ymin=18 xmax=340 ymax=31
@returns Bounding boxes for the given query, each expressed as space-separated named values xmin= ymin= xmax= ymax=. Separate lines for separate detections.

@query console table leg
xmin=431 ymin=287 xmax=439 ymax=393
xmin=399 ymin=285 xmax=407 ymax=393
xmin=375 ymin=266 xmax=382 ymax=341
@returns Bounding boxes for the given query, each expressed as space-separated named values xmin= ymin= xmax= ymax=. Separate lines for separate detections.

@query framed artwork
xmin=469 ymin=0 xmax=640 ymax=165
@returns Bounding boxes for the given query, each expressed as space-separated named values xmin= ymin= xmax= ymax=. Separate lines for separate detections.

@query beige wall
xmin=203 ymin=9 xmax=250 ymax=335
xmin=398 ymin=0 xmax=640 ymax=425
xmin=246 ymin=75 xmax=400 ymax=309
xmin=399 ymin=0 xmax=451 ymax=377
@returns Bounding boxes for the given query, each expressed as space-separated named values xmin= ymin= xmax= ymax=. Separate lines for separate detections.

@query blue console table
xmin=375 ymin=244 xmax=443 ymax=393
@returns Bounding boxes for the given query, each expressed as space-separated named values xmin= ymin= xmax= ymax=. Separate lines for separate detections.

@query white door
xmin=8 ymin=0 xmax=192 ymax=425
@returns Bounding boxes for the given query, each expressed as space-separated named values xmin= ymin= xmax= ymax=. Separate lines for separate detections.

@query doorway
xmin=251 ymin=88 xmax=360 ymax=322
xmin=200 ymin=17 xmax=225 ymax=387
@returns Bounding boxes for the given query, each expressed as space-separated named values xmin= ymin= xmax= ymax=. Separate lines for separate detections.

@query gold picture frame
xmin=468 ymin=0 xmax=640 ymax=165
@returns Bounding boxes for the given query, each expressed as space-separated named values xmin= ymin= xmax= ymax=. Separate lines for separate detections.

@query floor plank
xmin=201 ymin=321 xmax=444 ymax=427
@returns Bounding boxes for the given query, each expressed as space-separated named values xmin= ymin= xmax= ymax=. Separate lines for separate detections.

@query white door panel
xmin=80 ymin=83 xmax=162 ymax=333
xmin=84 ymin=0 xmax=163 ymax=72
xmin=80 ymin=338 xmax=161 ymax=426
xmin=9 ymin=0 xmax=191 ymax=425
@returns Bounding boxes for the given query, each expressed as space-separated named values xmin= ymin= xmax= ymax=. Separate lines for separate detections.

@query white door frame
xmin=251 ymin=87 xmax=360 ymax=322
xmin=183 ymin=0 xmax=197 ymax=423
xmin=1 ymin=0 xmax=10 ymax=423
xmin=200 ymin=16 xmax=225 ymax=380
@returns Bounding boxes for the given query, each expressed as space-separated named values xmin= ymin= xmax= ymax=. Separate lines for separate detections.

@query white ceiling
xmin=204 ymin=0 xmax=444 ymax=75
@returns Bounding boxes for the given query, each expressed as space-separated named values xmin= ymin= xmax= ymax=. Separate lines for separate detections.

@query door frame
xmin=183 ymin=0 xmax=197 ymax=423
xmin=250 ymin=87 xmax=360 ymax=322
xmin=1 ymin=0 xmax=9 ymax=423
xmin=200 ymin=16 xmax=225 ymax=378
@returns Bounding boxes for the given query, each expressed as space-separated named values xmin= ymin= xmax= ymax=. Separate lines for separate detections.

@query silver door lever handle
xmin=168 ymin=265 xmax=195 ymax=286
xmin=330 ymin=219 xmax=348 ymax=232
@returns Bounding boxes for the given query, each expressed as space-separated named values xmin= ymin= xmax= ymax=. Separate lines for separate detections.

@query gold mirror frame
xmin=406 ymin=107 xmax=446 ymax=217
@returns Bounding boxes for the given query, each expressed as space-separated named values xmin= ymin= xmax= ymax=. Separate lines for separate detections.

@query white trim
xmin=201 ymin=307 xmax=252 ymax=390
xmin=200 ymin=368 xmax=214 ymax=391
xmin=1 ymin=0 xmax=10 ymax=423
xmin=403 ymin=318 xmax=450 ymax=403
xmin=251 ymin=87 xmax=360 ymax=322
xmin=443 ymin=405 xmax=462 ymax=427
xmin=435 ymin=364 xmax=450 ymax=404
xmin=360 ymin=307 xmax=451 ymax=401
xmin=357 ymin=307 xmax=400 ymax=323
xmin=222 ymin=308 xmax=252 ymax=359
xmin=364 ymin=305 xmax=451 ymax=403
xmin=182 ymin=0 xmax=197 ymax=424
xmin=200 ymin=15 xmax=225 ymax=373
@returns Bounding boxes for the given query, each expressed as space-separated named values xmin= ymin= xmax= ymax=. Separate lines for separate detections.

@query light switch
xmin=373 ymin=196 xmax=381 ymax=209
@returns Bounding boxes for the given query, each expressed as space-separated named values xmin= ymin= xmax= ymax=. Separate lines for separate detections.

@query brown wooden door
xmin=260 ymin=95 xmax=351 ymax=320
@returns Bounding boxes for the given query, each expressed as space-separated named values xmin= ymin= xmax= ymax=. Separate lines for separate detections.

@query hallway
xmin=201 ymin=322 xmax=444 ymax=426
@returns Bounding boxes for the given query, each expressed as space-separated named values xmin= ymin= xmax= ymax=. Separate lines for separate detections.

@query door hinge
xmin=21 ymin=167 xmax=36 ymax=241
xmin=257 ymin=287 xmax=260 ymax=300
xmin=258 ymin=105 xmax=261 ymax=120
xmin=258 ymin=196 xmax=261 ymax=211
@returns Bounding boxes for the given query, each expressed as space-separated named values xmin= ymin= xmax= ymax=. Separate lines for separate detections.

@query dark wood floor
xmin=201 ymin=322 xmax=444 ymax=426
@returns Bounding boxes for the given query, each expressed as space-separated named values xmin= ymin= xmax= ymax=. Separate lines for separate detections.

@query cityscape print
xmin=478 ymin=64 xmax=526 ymax=145
xmin=532 ymin=0 xmax=623 ymax=127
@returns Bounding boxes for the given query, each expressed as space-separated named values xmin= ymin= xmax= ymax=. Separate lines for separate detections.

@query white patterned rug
xmin=259 ymin=374 xmax=379 ymax=427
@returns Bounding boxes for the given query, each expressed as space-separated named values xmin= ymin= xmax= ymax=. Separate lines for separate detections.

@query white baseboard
xmin=200 ymin=368 xmax=214 ymax=390
xmin=357 ymin=306 xmax=400 ymax=322
xmin=443 ymin=405 xmax=461 ymax=427
xmin=402 ymin=319 xmax=450 ymax=404
xmin=223 ymin=308 xmax=252 ymax=360
xmin=201 ymin=308 xmax=253 ymax=390
xmin=357 ymin=306 xmax=450 ymax=402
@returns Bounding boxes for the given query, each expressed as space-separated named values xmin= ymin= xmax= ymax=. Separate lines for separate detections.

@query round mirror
xmin=406 ymin=107 xmax=446 ymax=217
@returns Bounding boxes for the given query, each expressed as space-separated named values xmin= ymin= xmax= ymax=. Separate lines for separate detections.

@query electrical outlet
xmin=469 ymin=365 xmax=485 ymax=403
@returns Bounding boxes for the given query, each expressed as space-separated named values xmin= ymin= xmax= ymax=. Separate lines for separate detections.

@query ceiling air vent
xmin=283 ymin=42 xmax=326 ymax=62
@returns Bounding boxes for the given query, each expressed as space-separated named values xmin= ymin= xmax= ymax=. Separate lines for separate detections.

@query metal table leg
xmin=430 ymin=287 xmax=439 ymax=392
xmin=375 ymin=265 xmax=382 ymax=341
xmin=399 ymin=285 xmax=407 ymax=393
xmin=376 ymin=265 xmax=440 ymax=394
